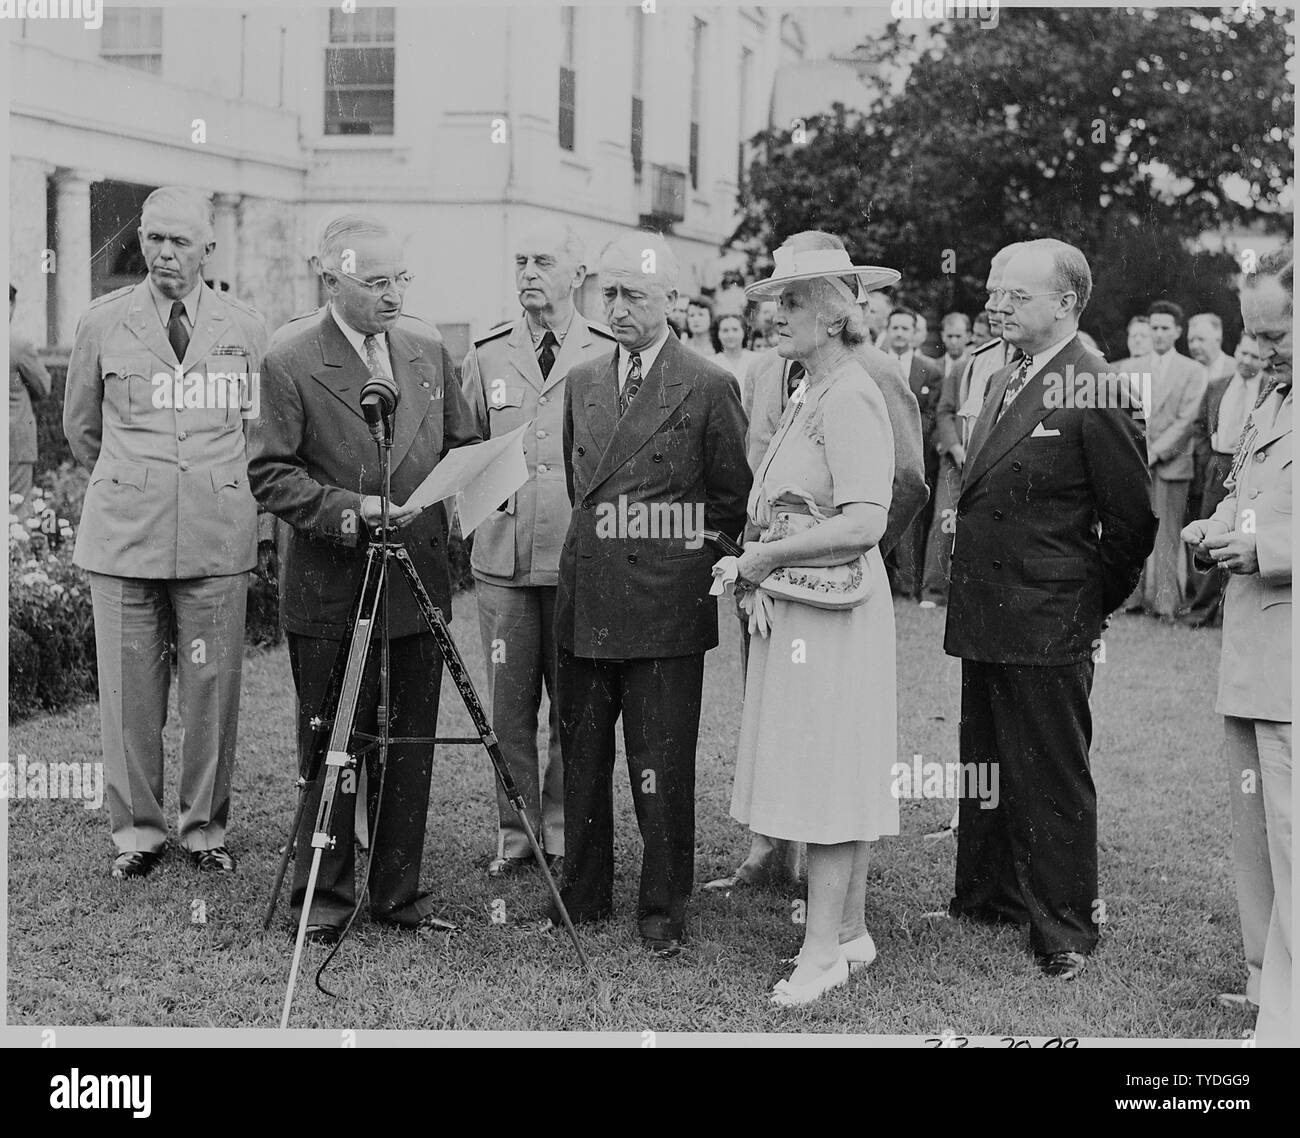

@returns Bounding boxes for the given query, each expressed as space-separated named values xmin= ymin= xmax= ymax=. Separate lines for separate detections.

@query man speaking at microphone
xmin=248 ymin=214 xmax=480 ymax=942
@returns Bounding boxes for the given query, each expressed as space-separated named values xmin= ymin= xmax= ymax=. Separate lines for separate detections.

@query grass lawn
xmin=7 ymin=595 xmax=1253 ymax=1038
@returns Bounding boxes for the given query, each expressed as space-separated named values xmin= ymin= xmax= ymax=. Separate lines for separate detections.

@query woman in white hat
xmin=724 ymin=243 xmax=900 ymax=1007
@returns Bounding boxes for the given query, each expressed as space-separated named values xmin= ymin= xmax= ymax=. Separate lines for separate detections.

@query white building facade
xmin=8 ymin=4 xmax=878 ymax=358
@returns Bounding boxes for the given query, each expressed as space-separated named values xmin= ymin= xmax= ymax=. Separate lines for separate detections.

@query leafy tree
xmin=732 ymin=6 xmax=1292 ymax=355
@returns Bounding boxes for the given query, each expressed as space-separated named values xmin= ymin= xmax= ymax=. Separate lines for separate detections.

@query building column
xmin=52 ymin=168 xmax=97 ymax=347
xmin=211 ymin=192 xmax=242 ymax=293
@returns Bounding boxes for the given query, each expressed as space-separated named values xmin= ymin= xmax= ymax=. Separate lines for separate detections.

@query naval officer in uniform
xmin=64 ymin=186 xmax=268 ymax=878
xmin=460 ymin=222 xmax=617 ymax=878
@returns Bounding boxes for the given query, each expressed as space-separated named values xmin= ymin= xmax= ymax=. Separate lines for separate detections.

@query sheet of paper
xmin=402 ymin=420 xmax=532 ymax=537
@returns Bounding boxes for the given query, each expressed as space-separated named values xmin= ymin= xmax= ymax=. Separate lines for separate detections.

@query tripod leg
xmin=280 ymin=546 xmax=386 ymax=1026
xmin=392 ymin=547 xmax=592 ymax=974
xmin=282 ymin=846 xmax=325 ymax=1029
xmin=263 ymin=559 xmax=378 ymax=928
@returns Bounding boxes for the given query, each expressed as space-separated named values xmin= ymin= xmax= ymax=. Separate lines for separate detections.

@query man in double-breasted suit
xmin=63 ymin=187 xmax=267 ymax=878
xmin=549 ymin=233 xmax=750 ymax=954
xmin=460 ymin=223 xmax=617 ymax=878
xmin=1124 ymin=301 xmax=1208 ymax=618
xmin=944 ymin=239 xmax=1156 ymax=979
xmin=248 ymin=214 xmax=480 ymax=940
xmin=10 ymin=283 xmax=52 ymax=500
xmin=883 ymin=307 xmax=944 ymax=598
xmin=1183 ymin=244 xmax=1292 ymax=1045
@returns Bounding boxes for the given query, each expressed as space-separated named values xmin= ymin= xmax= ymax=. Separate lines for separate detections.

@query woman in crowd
xmin=711 ymin=312 xmax=759 ymax=403
xmin=722 ymin=245 xmax=900 ymax=1007
xmin=683 ymin=295 xmax=716 ymax=357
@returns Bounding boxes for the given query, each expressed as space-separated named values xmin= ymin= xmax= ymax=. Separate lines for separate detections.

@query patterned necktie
xmin=167 ymin=300 xmax=190 ymax=364
xmin=538 ymin=330 xmax=558 ymax=380
xmin=997 ymin=350 xmax=1033 ymax=421
xmin=619 ymin=351 xmax=642 ymax=417
xmin=363 ymin=333 xmax=390 ymax=379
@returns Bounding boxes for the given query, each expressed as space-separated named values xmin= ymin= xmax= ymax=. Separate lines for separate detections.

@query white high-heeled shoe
xmin=770 ymin=955 xmax=849 ymax=1007
xmin=840 ymin=930 xmax=877 ymax=972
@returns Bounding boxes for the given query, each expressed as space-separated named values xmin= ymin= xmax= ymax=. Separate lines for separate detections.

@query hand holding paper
xmin=402 ymin=420 xmax=533 ymax=536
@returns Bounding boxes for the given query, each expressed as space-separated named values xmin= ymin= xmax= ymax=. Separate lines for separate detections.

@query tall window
xmin=559 ymin=8 xmax=577 ymax=152
xmin=689 ymin=19 xmax=705 ymax=191
xmin=99 ymin=7 xmax=162 ymax=75
xmin=325 ymin=6 xmax=396 ymax=136
xmin=737 ymin=47 xmax=753 ymax=189
xmin=631 ymin=10 xmax=646 ymax=182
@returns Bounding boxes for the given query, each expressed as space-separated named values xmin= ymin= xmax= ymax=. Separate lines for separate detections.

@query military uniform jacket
xmin=1213 ymin=383 xmax=1292 ymax=722
xmin=63 ymin=279 xmax=267 ymax=578
xmin=944 ymin=336 xmax=1157 ymax=666
xmin=247 ymin=309 xmax=481 ymax=640
xmin=556 ymin=332 xmax=751 ymax=659
xmin=460 ymin=314 xmax=617 ymax=586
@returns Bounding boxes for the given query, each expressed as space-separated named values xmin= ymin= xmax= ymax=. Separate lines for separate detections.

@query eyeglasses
xmin=329 ymin=267 xmax=415 ymax=295
xmin=986 ymin=288 xmax=1072 ymax=309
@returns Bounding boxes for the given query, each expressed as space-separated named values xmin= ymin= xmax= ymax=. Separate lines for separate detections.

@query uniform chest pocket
xmin=101 ymin=354 xmax=155 ymax=426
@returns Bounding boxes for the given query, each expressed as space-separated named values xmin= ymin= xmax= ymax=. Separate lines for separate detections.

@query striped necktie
xmin=363 ymin=334 xmax=391 ymax=379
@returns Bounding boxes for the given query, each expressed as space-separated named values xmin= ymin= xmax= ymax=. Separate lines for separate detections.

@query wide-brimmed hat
xmin=744 ymin=246 xmax=900 ymax=301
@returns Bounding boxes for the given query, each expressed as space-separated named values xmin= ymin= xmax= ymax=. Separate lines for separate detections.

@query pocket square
xmin=1031 ymin=422 xmax=1061 ymax=438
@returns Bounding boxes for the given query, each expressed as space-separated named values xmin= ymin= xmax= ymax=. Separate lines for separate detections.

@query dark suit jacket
xmin=903 ymin=353 xmax=944 ymax=478
xmin=933 ymin=352 xmax=971 ymax=456
xmin=944 ymin=335 xmax=1156 ymax=666
xmin=1192 ymin=373 xmax=1231 ymax=485
xmin=557 ymin=332 xmax=751 ymax=658
xmin=248 ymin=309 xmax=481 ymax=639
xmin=743 ymin=344 xmax=926 ymax=555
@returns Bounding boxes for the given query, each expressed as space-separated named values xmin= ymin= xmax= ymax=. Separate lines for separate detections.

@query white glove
xmin=742 ymin=588 xmax=774 ymax=638
xmin=710 ymin=556 xmax=740 ymax=596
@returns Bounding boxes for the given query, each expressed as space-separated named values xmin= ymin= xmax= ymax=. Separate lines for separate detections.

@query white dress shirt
xmin=331 ymin=306 xmax=392 ymax=377
xmin=618 ymin=327 xmax=670 ymax=391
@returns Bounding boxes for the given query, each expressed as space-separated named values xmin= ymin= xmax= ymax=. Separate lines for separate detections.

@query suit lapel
xmin=388 ymin=326 xmax=437 ymax=469
xmin=310 ymin=311 xmax=370 ymax=424
xmin=180 ymin=284 xmax=229 ymax=371
xmin=123 ymin=279 xmax=181 ymax=372
xmin=587 ymin=335 xmax=688 ymax=496
xmin=507 ymin=319 xmax=546 ymax=394
xmin=1252 ymin=385 xmax=1292 ymax=451
xmin=964 ymin=338 xmax=1079 ymax=493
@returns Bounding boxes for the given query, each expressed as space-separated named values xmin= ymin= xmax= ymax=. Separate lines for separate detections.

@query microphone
xmin=360 ymin=374 xmax=399 ymax=444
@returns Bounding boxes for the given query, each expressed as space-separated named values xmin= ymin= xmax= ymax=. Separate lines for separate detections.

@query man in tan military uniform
xmin=64 ymin=186 xmax=267 ymax=879
xmin=460 ymin=222 xmax=616 ymax=877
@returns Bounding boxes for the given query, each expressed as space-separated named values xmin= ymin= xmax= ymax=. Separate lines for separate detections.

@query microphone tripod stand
xmin=267 ymin=374 xmax=591 ymax=1029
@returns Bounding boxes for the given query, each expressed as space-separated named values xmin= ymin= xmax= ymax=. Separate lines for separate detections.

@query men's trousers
xmin=1129 ymin=474 xmax=1189 ymax=617
xmin=474 ymin=580 xmax=563 ymax=859
xmin=1182 ymin=454 xmax=1233 ymax=624
xmin=89 ymin=571 xmax=248 ymax=854
xmin=1223 ymin=717 xmax=1292 ymax=1044
xmin=950 ymin=657 xmax=1099 ymax=956
xmin=920 ymin=453 xmax=961 ymax=604
xmin=287 ymin=632 xmax=442 ymax=929
xmin=553 ymin=648 xmax=705 ymax=941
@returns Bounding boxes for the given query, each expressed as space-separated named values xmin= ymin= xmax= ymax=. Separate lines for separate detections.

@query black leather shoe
xmin=488 ymin=855 xmax=532 ymax=878
xmin=303 ymin=924 xmax=341 ymax=946
xmin=190 ymin=846 xmax=237 ymax=873
xmin=643 ymin=937 xmax=684 ymax=960
xmin=111 ymin=849 xmax=163 ymax=880
xmin=1038 ymin=950 xmax=1086 ymax=980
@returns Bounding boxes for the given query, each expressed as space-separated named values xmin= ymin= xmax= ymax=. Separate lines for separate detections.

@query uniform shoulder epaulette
xmin=86 ymin=284 xmax=134 ymax=310
xmin=970 ymin=337 xmax=1004 ymax=356
xmin=219 ymin=291 xmax=266 ymax=321
xmin=472 ymin=320 xmax=515 ymax=349
xmin=588 ymin=320 xmax=618 ymax=341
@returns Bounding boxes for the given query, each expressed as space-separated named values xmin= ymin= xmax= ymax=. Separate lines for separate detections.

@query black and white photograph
xmin=2 ymin=0 xmax=1295 ymax=1070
